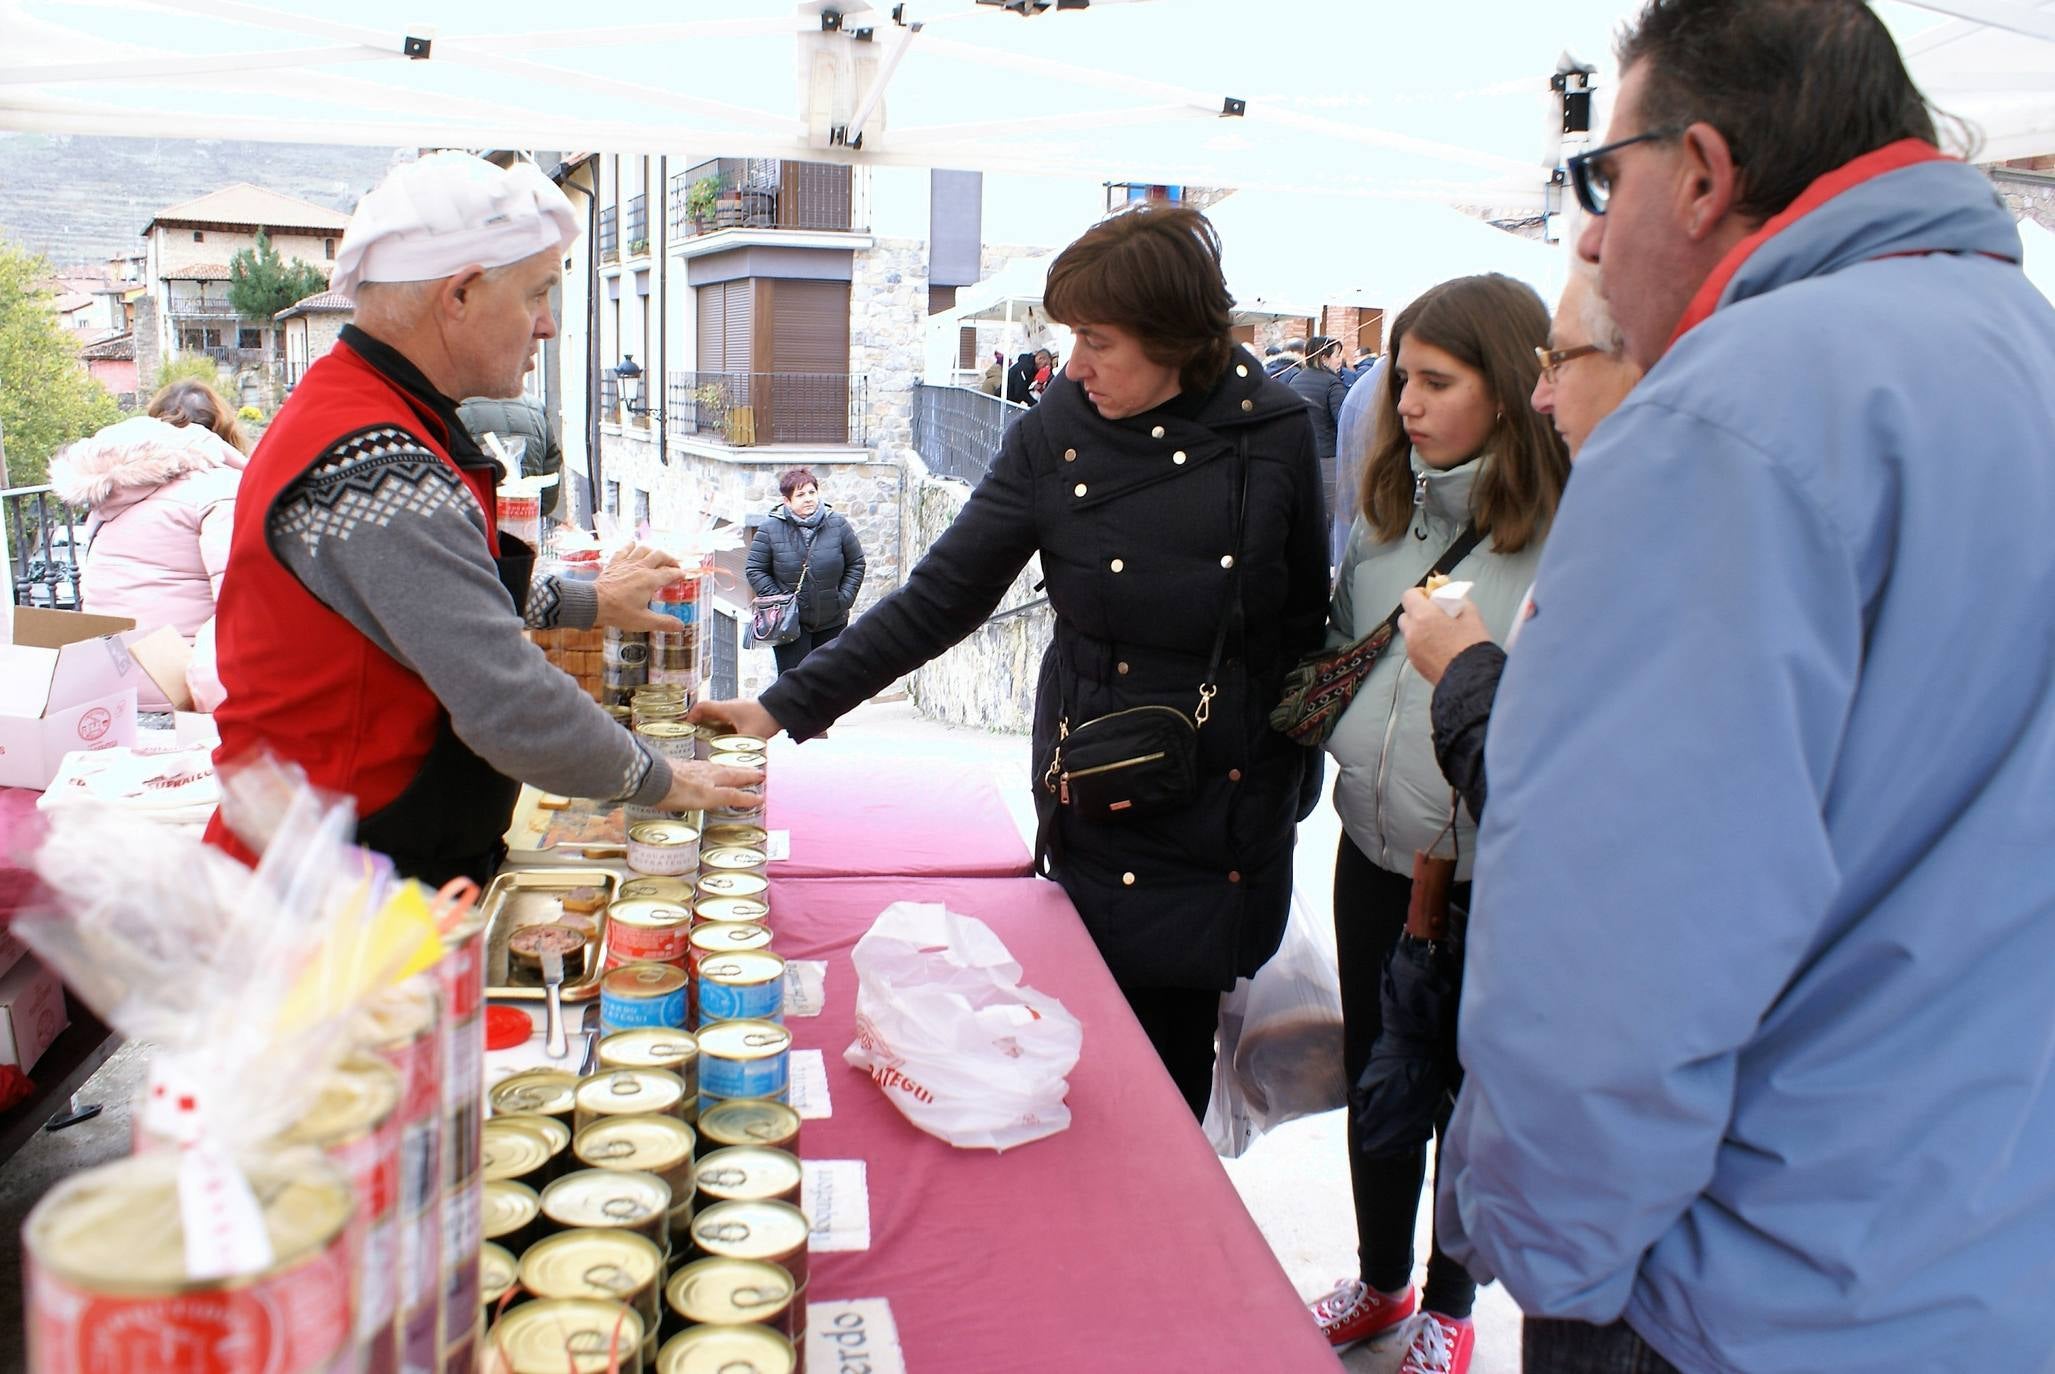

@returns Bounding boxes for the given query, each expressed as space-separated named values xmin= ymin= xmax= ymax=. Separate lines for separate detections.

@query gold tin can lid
xmin=483 ymin=1116 xmax=560 ymax=1182
xmin=657 ymin=1322 xmax=796 ymax=1374
xmin=25 ymin=1150 xmax=353 ymax=1294
xmin=698 ymin=948 xmax=786 ymax=990
xmin=664 ymin=1256 xmax=796 ymax=1327
xmin=604 ymin=704 xmax=634 ymax=722
xmin=697 ymin=1099 xmax=803 ymax=1151
xmin=707 ymin=735 xmax=768 ymax=754
xmin=282 ymin=1053 xmax=401 ymax=1149
xmin=519 ymin=1227 xmax=665 ymax=1305
xmin=700 ymin=846 xmax=767 ymax=873
xmin=601 ymin=962 xmax=689 ymax=1000
xmin=689 ymin=1199 xmax=810 ymax=1263
xmin=706 ymin=751 xmax=768 ymax=771
xmin=540 ymin=1168 xmax=671 ymax=1231
xmin=695 ymin=1145 xmax=803 ymax=1204
xmin=606 ymin=898 xmax=693 ymax=932
xmin=693 ymin=896 xmax=771 ymax=926
xmin=597 ymin=1027 xmax=699 ymax=1073
xmin=617 ymin=876 xmax=697 ymax=904
xmin=479 ymin=1241 xmax=519 ymax=1307
xmin=695 ymin=1019 xmax=791 ymax=1063
xmin=574 ymin=1067 xmax=687 ymax=1119
xmin=695 ymin=869 xmax=769 ymax=901
xmin=491 ymin=1068 xmax=580 ymax=1118
xmin=635 ymin=722 xmax=698 ymax=743
xmin=628 ymin=821 xmax=700 ymax=847
xmin=574 ymin=1112 xmax=696 ymax=1176
xmin=688 ymin=920 xmax=772 ymax=956
xmin=487 ymin=1297 xmax=647 ymax=1374
xmin=359 ymin=981 xmax=437 ymax=1049
xmin=701 ymin=823 xmax=770 ymax=848
xmin=482 ymin=1179 xmax=541 ymax=1240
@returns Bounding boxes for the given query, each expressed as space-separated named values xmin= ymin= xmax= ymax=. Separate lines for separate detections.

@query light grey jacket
xmin=1325 ymin=451 xmax=1544 ymax=877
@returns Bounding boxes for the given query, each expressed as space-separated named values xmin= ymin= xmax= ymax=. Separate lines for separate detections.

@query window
xmin=238 ymin=328 xmax=263 ymax=350
xmin=632 ymin=488 xmax=651 ymax=529
xmin=192 ymin=230 xmax=204 ymax=242
xmin=711 ymin=608 xmax=739 ymax=701
xmin=605 ymin=480 xmax=621 ymax=515
xmin=324 ymin=238 xmax=336 ymax=260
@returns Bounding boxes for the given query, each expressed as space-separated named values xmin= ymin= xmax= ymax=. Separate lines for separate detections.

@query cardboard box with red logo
xmin=0 ymin=607 xmax=173 ymax=790
xmin=0 ymin=954 xmax=68 ymax=1072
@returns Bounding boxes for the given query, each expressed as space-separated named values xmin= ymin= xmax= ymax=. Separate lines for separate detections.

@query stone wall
xmin=851 ymin=237 xmax=930 ymax=453
xmin=901 ymin=449 xmax=1048 ymax=735
xmin=1991 ymin=167 xmax=2055 ymax=230
xmin=131 ymin=295 xmax=161 ymax=397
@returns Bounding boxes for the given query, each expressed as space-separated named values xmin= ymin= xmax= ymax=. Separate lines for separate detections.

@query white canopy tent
xmin=2 ymin=1 xmax=2048 ymax=205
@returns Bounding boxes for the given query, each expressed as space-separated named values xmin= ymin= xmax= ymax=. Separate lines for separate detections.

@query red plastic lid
xmin=485 ymin=1004 xmax=536 ymax=1051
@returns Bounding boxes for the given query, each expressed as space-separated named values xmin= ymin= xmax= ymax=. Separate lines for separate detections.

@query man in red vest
xmin=208 ymin=153 xmax=755 ymax=885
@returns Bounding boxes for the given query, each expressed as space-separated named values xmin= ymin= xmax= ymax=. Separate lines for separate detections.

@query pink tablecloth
xmin=767 ymin=747 xmax=1034 ymax=879
xmin=768 ymin=873 xmax=1340 ymax=1374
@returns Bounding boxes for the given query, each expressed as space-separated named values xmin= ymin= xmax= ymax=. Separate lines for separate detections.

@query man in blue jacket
xmin=1439 ymin=3 xmax=2055 ymax=1372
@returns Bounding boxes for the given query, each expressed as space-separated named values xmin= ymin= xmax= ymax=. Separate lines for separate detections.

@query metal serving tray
xmin=478 ymin=867 xmax=620 ymax=1002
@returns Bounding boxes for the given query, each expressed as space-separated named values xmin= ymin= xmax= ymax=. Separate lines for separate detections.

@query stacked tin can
xmin=436 ymin=912 xmax=489 ymax=1374
xmin=362 ymin=980 xmax=446 ymax=1374
xmin=648 ymin=573 xmax=707 ymax=697
xmin=603 ymin=628 xmax=651 ymax=707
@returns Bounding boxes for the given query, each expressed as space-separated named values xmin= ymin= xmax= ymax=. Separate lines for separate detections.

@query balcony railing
xmin=624 ymin=195 xmax=648 ymax=256
xmin=165 ymin=298 xmax=240 ymax=318
xmin=598 ymin=206 xmax=619 ymax=264
xmin=599 ymin=373 xmax=620 ymax=419
xmin=667 ymin=159 xmax=854 ymax=240
xmin=4 ymin=485 xmax=86 ymax=611
xmin=910 ymin=382 xmax=1026 ymax=487
xmin=665 ymin=372 xmax=866 ymax=447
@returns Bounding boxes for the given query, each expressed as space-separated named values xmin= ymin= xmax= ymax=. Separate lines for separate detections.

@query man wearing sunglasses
xmin=1436 ymin=3 xmax=2055 ymax=1373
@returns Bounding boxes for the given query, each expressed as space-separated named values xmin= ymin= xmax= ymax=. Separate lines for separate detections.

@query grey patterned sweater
xmin=266 ymin=331 xmax=670 ymax=808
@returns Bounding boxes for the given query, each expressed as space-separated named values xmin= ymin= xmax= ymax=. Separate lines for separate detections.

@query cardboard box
xmin=0 ymin=924 xmax=27 ymax=984
xmin=0 ymin=954 xmax=68 ymax=1073
xmin=0 ymin=607 xmax=151 ymax=790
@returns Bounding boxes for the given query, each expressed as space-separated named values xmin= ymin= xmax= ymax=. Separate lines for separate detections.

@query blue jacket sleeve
xmin=1437 ymin=400 xmax=1861 ymax=1319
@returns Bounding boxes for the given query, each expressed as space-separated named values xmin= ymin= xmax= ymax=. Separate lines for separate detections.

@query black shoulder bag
xmin=1041 ymin=437 xmax=1249 ymax=824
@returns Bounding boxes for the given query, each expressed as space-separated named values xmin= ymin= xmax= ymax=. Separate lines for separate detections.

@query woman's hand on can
xmin=661 ymin=760 xmax=766 ymax=814
xmin=594 ymin=543 xmax=685 ymax=632
xmin=686 ymin=698 xmax=784 ymax=742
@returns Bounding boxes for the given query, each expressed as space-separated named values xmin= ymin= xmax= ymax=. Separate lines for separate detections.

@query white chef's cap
xmin=331 ymin=152 xmax=579 ymax=297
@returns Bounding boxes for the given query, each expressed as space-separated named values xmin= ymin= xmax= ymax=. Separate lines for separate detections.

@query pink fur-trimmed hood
xmin=50 ymin=416 xmax=248 ymax=515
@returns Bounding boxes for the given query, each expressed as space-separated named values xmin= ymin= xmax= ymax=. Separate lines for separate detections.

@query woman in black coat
xmin=696 ymin=204 xmax=1329 ymax=1116
xmin=745 ymin=466 xmax=868 ymax=674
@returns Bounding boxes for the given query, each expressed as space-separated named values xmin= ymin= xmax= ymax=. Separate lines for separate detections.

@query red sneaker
xmin=1398 ymin=1311 xmax=1476 ymax=1374
xmin=1308 ymin=1279 xmax=1419 ymax=1348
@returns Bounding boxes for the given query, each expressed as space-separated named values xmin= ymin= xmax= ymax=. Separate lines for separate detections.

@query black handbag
xmin=1041 ymin=438 xmax=1248 ymax=824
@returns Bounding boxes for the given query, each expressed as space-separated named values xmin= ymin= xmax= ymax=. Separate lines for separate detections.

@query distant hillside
xmin=0 ymin=133 xmax=407 ymax=269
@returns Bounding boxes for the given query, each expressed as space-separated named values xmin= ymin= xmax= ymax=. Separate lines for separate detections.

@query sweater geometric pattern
xmin=268 ymin=425 xmax=473 ymax=559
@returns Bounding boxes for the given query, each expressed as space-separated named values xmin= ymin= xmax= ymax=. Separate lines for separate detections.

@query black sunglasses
xmin=1566 ymin=126 xmax=1684 ymax=216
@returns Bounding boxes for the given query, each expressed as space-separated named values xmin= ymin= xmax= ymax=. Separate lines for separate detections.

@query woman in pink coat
xmin=50 ymin=382 xmax=248 ymax=706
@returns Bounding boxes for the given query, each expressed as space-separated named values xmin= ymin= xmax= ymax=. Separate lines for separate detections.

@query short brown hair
xmin=1042 ymin=203 xmax=1235 ymax=394
xmin=777 ymin=467 xmax=818 ymax=500
xmin=149 ymin=379 xmax=247 ymax=453
xmin=1358 ymin=274 xmax=1569 ymax=555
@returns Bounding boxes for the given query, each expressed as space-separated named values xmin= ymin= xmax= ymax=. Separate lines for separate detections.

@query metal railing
xmin=599 ymin=373 xmax=620 ymax=419
xmin=624 ymin=195 xmax=648 ymax=255
xmin=598 ymin=206 xmax=618 ymax=264
xmin=667 ymin=158 xmax=853 ymax=239
xmin=165 ymin=298 xmax=239 ymax=318
xmin=4 ymin=485 xmax=86 ymax=610
xmin=910 ymin=383 xmax=1025 ymax=486
xmin=665 ymin=372 xmax=866 ymax=446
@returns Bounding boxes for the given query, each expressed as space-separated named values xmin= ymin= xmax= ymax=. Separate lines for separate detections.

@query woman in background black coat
xmin=695 ymin=204 xmax=1329 ymax=1116
xmin=745 ymin=466 xmax=868 ymax=674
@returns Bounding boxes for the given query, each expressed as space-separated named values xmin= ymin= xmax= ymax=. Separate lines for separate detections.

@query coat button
xmin=1074 ymin=483 xmax=1087 ymax=497
xmin=1227 ymin=870 xmax=1241 ymax=884
xmin=1241 ymin=399 xmax=1254 ymax=412
xmin=1109 ymin=558 xmax=1124 ymax=572
xmin=1150 ymin=425 xmax=1166 ymax=439
xmin=1220 ymin=555 xmax=1235 ymax=569
xmin=1172 ymin=450 xmax=1187 ymax=465
xmin=1064 ymin=448 xmax=1078 ymax=462
xmin=1236 ymin=364 xmax=1249 ymax=377
xmin=1228 ymin=768 xmax=1242 ymax=782
xmin=1117 ymin=661 xmax=1130 ymax=675
xmin=1122 ymin=871 xmax=1136 ymax=886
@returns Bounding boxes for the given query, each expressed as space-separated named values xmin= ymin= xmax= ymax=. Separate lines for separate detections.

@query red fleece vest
xmin=205 ymin=341 xmax=500 ymax=865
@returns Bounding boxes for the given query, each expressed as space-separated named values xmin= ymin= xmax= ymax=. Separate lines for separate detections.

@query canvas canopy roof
xmin=3 ymin=1 xmax=2048 ymax=205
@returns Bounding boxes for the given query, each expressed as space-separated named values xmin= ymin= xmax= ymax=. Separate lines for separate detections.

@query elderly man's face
xmin=454 ymin=245 xmax=560 ymax=399
xmin=1532 ymin=276 xmax=1644 ymax=458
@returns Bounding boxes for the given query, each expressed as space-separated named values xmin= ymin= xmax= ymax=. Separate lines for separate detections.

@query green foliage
xmin=0 ymin=241 xmax=123 ymax=488
xmin=155 ymin=352 xmax=228 ymax=395
xmin=227 ymin=229 xmax=329 ymax=324
xmin=687 ymin=176 xmax=721 ymax=222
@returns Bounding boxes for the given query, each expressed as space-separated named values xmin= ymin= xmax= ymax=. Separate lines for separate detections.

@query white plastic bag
xmin=1204 ymin=890 xmax=1346 ymax=1158
xmin=843 ymin=902 xmax=1083 ymax=1151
